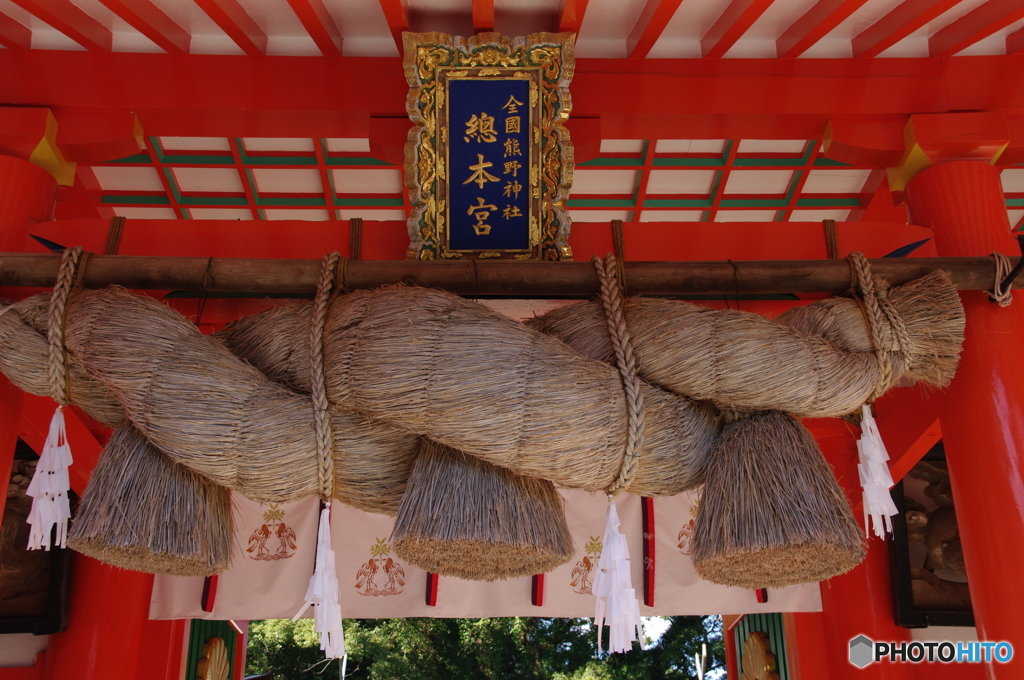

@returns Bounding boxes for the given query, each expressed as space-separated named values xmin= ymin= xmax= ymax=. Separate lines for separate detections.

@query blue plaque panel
xmin=447 ymin=78 xmax=532 ymax=252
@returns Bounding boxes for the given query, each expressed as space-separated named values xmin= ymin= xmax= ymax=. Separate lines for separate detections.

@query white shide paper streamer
xmin=857 ymin=405 xmax=899 ymax=538
xmin=26 ymin=407 xmax=73 ymax=550
xmin=294 ymin=503 xmax=345 ymax=658
xmin=593 ymin=500 xmax=644 ymax=653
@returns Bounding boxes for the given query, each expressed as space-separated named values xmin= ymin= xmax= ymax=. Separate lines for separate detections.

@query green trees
xmin=245 ymin=616 xmax=724 ymax=680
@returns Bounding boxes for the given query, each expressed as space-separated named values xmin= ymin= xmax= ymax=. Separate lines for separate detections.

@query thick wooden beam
xmin=0 ymin=252 xmax=1017 ymax=296
xmin=5 ymin=50 xmax=1024 ymax=141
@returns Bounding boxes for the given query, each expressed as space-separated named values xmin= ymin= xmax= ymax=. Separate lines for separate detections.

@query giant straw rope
xmin=0 ymin=252 xmax=965 ymax=585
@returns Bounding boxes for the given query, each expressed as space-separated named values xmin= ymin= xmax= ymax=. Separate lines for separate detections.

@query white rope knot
xmin=986 ymin=251 xmax=1014 ymax=307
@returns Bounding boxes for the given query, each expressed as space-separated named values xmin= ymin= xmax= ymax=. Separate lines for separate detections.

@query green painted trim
xmin=566 ymin=198 xmax=636 ymax=208
xmin=651 ymin=157 xmax=727 ymax=167
xmin=242 ymin=155 xmax=318 ymax=166
xmin=796 ymin=197 xmax=861 ymax=207
xmin=255 ymin=197 xmax=326 ymax=207
xmin=720 ymin=199 xmax=788 ymax=208
xmin=1006 ymin=199 xmax=1024 ymax=207
xmin=784 ymin=170 xmax=803 ymax=203
xmin=106 ymin=154 xmax=152 ymax=164
xmin=325 ymin=156 xmax=395 ymax=166
xmin=575 ymin=157 xmax=644 ymax=167
xmin=179 ymin=207 xmax=191 ymax=219
xmin=733 ymin=157 xmax=807 ymax=167
xmin=179 ymin=196 xmax=250 ymax=206
xmin=159 ymin=154 xmax=235 ymax=165
xmin=813 ymin=157 xmax=854 ymax=167
xmin=774 ymin=210 xmax=788 ymax=222
xmin=101 ymin=195 xmax=171 ymax=205
xmin=162 ymin=167 xmax=182 ymax=202
xmin=334 ymin=197 xmax=405 ymax=207
xmin=643 ymin=198 xmax=714 ymax=208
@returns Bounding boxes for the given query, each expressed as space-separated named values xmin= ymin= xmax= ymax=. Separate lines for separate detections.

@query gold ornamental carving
xmin=741 ymin=631 xmax=781 ymax=680
xmin=195 ymin=637 xmax=230 ymax=680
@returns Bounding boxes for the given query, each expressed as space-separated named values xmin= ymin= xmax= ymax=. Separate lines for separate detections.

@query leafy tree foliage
xmin=245 ymin=616 xmax=724 ymax=680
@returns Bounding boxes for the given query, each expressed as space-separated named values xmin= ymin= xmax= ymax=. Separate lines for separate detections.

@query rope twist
xmin=986 ymin=251 xmax=1013 ymax=307
xmin=310 ymin=252 xmax=341 ymax=501
xmin=593 ymin=254 xmax=645 ymax=497
xmin=47 ymin=246 xmax=86 ymax=407
xmin=847 ymin=251 xmax=913 ymax=402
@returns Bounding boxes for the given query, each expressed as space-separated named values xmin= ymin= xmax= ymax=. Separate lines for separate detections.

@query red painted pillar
xmin=42 ymin=556 xmax=155 ymax=680
xmin=724 ymin=621 xmax=739 ymax=679
xmin=0 ymin=155 xmax=55 ymax=518
xmin=816 ymin=434 xmax=917 ymax=680
xmin=904 ymin=160 xmax=1024 ymax=678
xmin=783 ymin=613 xmax=830 ymax=680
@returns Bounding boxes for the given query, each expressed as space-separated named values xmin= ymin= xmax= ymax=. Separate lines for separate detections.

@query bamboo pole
xmin=0 ymin=252 xmax=1017 ymax=297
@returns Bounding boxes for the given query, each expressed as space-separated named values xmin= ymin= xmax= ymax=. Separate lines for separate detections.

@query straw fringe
xmin=392 ymin=439 xmax=575 ymax=581
xmin=68 ymin=424 xmax=233 ymax=576
xmin=691 ymin=411 xmax=865 ymax=588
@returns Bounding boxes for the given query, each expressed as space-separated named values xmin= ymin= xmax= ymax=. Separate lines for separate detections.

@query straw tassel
xmin=593 ymin=500 xmax=643 ymax=654
xmin=857 ymin=405 xmax=899 ymax=538
xmin=26 ymin=406 xmax=73 ymax=550
xmin=293 ymin=503 xmax=344 ymax=658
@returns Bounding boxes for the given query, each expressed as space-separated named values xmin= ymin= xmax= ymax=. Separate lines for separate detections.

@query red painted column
xmin=723 ymin=621 xmax=739 ymax=679
xmin=783 ymin=613 xmax=830 ymax=680
xmin=42 ymin=556 xmax=154 ymax=680
xmin=816 ymin=434 xmax=917 ymax=680
xmin=0 ymin=155 xmax=54 ymax=518
xmin=904 ymin=161 xmax=1024 ymax=678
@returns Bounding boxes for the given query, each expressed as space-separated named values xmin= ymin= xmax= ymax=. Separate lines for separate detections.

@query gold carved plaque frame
xmin=403 ymin=31 xmax=575 ymax=260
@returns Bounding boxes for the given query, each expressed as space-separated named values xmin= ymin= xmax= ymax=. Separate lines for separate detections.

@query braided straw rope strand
xmin=847 ymin=251 xmax=913 ymax=403
xmin=986 ymin=251 xmax=1013 ymax=307
xmin=310 ymin=252 xmax=341 ymax=501
xmin=593 ymin=254 xmax=646 ymax=497
xmin=47 ymin=246 xmax=85 ymax=406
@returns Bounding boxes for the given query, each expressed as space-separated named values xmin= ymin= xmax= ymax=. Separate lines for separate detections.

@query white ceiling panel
xmin=92 ymin=166 xmax=164 ymax=191
xmin=724 ymin=170 xmax=794 ymax=194
xmin=647 ymin=169 xmax=717 ymax=195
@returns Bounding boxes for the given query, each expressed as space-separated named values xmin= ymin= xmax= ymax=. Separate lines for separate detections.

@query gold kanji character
xmin=502 ymin=205 xmax=522 ymax=219
xmin=463 ymin=154 xmax=500 ymax=189
xmin=505 ymin=116 xmax=521 ymax=134
xmin=467 ymin=197 xmax=498 ymax=235
xmin=503 ymin=180 xmax=522 ymax=199
xmin=503 ymin=160 xmax=522 ymax=176
xmin=504 ymin=138 xmax=522 ymax=157
xmin=502 ymin=96 xmax=524 ymax=114
xmin=464 ymin=113 xmax=497 ymax=143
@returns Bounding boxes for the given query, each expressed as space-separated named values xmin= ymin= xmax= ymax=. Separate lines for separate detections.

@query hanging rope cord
xmin=593 ymin=254 xmax=645 ymax=497
xmin=310 ymin=252 xmax=345 ymax=502
xmin=47 ymin=246 xmax=89 ymax=408
xmin=986 ymin=251 xmax=1014 ymax=307
xmin=847 ymin=252 xmax=914 ymax=403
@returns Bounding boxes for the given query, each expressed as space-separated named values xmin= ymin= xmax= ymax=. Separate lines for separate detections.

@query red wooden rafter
xmin=0 ymin=12 xmax=31 ymax=49
xmin=378 ymin=0 xmax=408 ymax=53
xmin=627 ymin=0 xmax=685 ymax=59
xmin=852 ymin=0 xmax=962 ymax=58
xmin=702 ymin=0 xmax=776 ymax=58
xmin=286 ymin=0 xmax=343 ymax=57
xmin=558 ymin=0 xmax=590 ymax=33
xmin=776 ymin=0 xmax=871 ymax=58
xmin=9 ymin=0 xmax=111 ymax=51
xmin=193 ymin=0 xmax=267 ymax=55
xmin=96 ymin=0 xmax=190 ymax=54
xmin=472 ymin=0 xmax=494 ymax=33
xmin=1008 ymin=25 xmax=1024 ymax=53
xmin=929 ymin=0 xmax=1024 ymax=57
